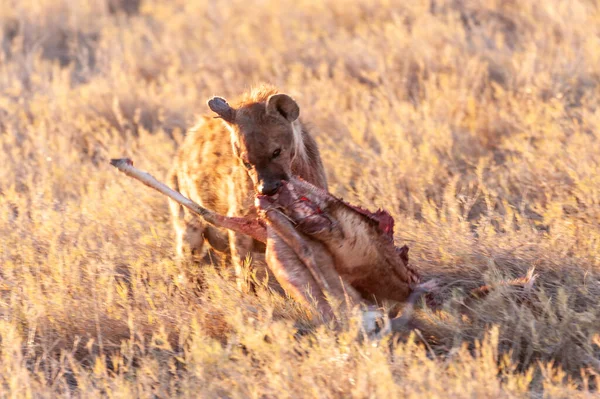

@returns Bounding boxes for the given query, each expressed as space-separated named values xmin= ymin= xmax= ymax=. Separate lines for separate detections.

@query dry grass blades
xmin=1 ymin=0 xmax=600 ymax=397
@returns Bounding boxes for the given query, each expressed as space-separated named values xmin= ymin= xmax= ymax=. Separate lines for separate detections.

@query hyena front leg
xmin=225 ymin=176 xmax=257 ymax=291
xmin=228 ymin=230 xmax=254 ymax=291
xmin=168 ymin=171 xmax=207 ymax=262
xmin=172 ymin=212 xmax=232 ymax=268
xmin=174 ymin=214 xmax=206 ymax=261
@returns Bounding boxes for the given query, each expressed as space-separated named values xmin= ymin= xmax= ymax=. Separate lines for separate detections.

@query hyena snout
xmin=257 ymin=179 xmax=282 ymax=196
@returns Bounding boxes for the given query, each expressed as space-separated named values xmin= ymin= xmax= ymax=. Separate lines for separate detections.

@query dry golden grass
xmin=1 ymin=0 xmax=600 ymax=396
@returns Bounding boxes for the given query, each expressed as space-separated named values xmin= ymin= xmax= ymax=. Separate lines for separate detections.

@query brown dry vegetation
xmin=1 ymin=0 xmax=600 ymax=397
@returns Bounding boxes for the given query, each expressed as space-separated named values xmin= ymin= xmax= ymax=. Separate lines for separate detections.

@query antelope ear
xmin=208 ymin=96 xmax=236 ymax=123
xmin=266 ymin=94 xmax=300 ymax=122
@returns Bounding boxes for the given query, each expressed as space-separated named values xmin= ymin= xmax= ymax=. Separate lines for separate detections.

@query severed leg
xmin=110 ymin=158 xmax=267 ymax=243
xmin=261 ymin=208 xmax=333 ymax=296
xmin=266 ymin=230 xmax=336 ymax=322
xmin=261 ymin=207 xmax=364 ymax=308
xmin=265 ymin=226 xmax=364 ymax=324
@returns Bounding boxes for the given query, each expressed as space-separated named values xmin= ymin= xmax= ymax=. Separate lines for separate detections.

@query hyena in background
xmin=168 ymin=85 xmax=328 ymax=287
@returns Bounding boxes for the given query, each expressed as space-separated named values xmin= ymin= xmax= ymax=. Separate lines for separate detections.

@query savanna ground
xmin=1 ymin=0 xmax=600 ymax=397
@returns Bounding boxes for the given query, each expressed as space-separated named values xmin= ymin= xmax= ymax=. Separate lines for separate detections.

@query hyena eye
xmin=272 ymin=148 xmax=281 ymax=159
xmin=242 ymin=160 xmax=252 ymax=169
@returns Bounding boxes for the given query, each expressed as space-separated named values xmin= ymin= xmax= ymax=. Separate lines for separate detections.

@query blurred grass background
xmin=1 ymin=0 xmax=600 ymax=396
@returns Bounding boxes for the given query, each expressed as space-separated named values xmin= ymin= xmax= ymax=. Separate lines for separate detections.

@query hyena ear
xmin=266 ymin=94 xmax=300 ymax=122
xmin=207 ymin=96 xmax=236 ymax=123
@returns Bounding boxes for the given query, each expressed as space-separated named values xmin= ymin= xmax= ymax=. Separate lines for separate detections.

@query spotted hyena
xmin=168 ymin=85 xmax=328 ymax=286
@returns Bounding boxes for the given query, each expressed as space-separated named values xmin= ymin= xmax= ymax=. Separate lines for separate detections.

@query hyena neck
xmin=291 ymin=121 xmax=328 ymax=190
